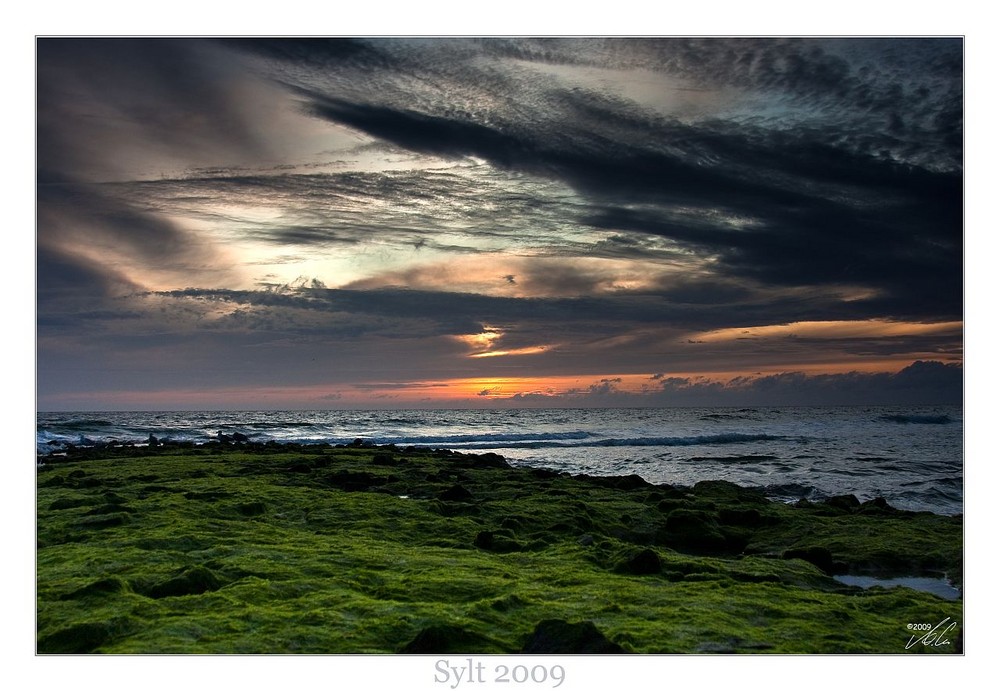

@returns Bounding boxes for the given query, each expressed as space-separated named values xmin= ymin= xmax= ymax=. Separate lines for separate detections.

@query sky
xmin=35 ymin=37 xmax=964 ymax=410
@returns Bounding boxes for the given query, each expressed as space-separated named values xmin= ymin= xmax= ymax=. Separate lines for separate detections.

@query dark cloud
xmin=38 ymin=38 xmax=272 ymax=181
xmin=651 ymin=360 xmax=964 ymax=406
xmin=36 ymin=38 xmax=963 ymax=408
xmin=294 ymin=64 xmax=959 ymax=321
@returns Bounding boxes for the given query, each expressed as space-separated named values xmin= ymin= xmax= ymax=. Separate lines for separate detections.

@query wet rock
xmin=474 ymin=530 xmax=522 ymax=553
xmin=38 ymin=622 xmax=114 ymax=653
xmin=582 ymin=474 xmax=651 ymax=491
xmin=232 ymin=432 xmax=249 ymax=443
xmin=783 ymin=546 xmax=836 ymax=575
xmin=719 ymin=507 xmax=764 ymax=527
xmin=325 ymin=470 xmax=383 ymax=492
xmin=372 ymin=452 xmax=398 ymax=466
xmin=692 ymin=480 xmax=770 ymax=504
xmin=521 ymin=619 xmax=624 ymax=654
xmin=859 ymin=496 xmax=898 ymax=515
xmin=477 ymin=452 xmax=511 ymax=469
xmin=144 ymin=565 xmax=222 ymax=598
xmin=401 ymin=624 xmax=492 ymax=653
xmin=824 ymin=495 xmax=862 ymax=512
xmin=439 ymin=484 xmax=474 ymax=502
xmin=658 ymin=509 xmax=728 ymax=552
xmin=618 ymin=548 xmax=662 ymax=575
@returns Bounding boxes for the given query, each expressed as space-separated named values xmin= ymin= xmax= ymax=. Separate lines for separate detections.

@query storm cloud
xmin=36 ymin=38 xmax=963 ymax=409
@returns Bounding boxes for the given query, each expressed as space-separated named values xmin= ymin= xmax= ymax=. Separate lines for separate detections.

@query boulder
xmin=824 ymin=494 xmax=862 ymax=512
xmin=439 ymin=484 xmax=474 ymax=502
xmin=619 ymin=548 xmax=662 ymax=575
xmin=782 ymin=546 xmax=836 ymax=575
xmin=658 ymin=509 xmax=728 ymax=552
xmin=400 ymin=624 xmax=490 ymax=653
xmin=521 ymin=619 xmax=624 ymax=654
xmin=144 ymin=566 xmax=222 ymax=598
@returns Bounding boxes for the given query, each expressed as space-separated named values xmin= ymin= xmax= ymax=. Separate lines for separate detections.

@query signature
xmin=905 ymin=617 xmax=957 ymax=650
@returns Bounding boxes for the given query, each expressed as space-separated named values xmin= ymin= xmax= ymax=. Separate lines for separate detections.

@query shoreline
xmin=37 ymin=443 xmax=963 ymax=653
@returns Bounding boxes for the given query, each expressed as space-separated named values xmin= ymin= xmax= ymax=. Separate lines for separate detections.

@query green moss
xmin=36 ymin=445 xmax=962 ymax=654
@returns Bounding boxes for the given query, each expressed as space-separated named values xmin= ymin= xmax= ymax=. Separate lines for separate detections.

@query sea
xmin=36 ymin=406 xmax=963 ymax=516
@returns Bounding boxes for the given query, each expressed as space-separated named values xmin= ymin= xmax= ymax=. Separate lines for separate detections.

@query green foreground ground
xmin=36 ymin=443 xmax=962 ymax=654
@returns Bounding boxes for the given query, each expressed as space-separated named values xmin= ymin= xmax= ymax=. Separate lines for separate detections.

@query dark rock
xmin=439 ymin=484 xmax=474 ymax=502
xmin=783 ymin=546 xmax=836 ymax=575
xmin=38 ymin=622 xmax=114 ymax=653
xmin=144 ymin=566 xmax=222 ymax=598
xmin=477 ymin=452 xmax=511 ymax=469
xmin=236 ymin=501 xmax=267 ymax=516
xmin=582 ymin=474 xmax=651 ymax=491
xmin=859 ymin=496 xmax=898 ymax=515
xmin=614 ymin=474 xmax=653 ymax=490
xmin=474 ymin=530 xmax=522 ymax=553
xmin=719 ymin=508 xmax=763 ymax=527
xmin=619 ymin=548 xmax=662 ymax=575
xmin=692 ymin=480 xmax=769 ymax=504
xmin=824 ymin=495 xmax=862 ymax=512
xmin=656 ymin=498 xmax=686 ymax=513
xmin=216 ymin=431 xmax=233 ymax=442
xmin=400 ymin=624 xmax=492 ymax=653
xmin=372 ymin=452 xmax=397 ymax=466
xmin=490 ymin=594 xmax=527 ymax=612
xmin=232 ymin=432 xmax=249 ymax=443
xmin=658 ymin=509 xmax=728 ymax=552
xmin=325 ymin=470 xmax=383 ymax=491
xmin=521 ymin=619 xmax=624 ymax=654
xmin=147 ymin=434 xmax=160 ymax=447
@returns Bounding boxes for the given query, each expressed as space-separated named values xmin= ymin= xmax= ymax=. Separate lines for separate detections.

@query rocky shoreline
xmin=37 ymin=443 xmax=962 ymax=653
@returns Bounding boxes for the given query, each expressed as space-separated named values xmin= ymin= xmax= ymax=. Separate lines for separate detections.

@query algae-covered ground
xmin=36 ymin=443 xmax=963 ymax=654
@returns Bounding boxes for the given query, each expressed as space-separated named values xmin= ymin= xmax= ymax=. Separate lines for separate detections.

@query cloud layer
xmin=36 ymin=38 xmax=963 ymax=409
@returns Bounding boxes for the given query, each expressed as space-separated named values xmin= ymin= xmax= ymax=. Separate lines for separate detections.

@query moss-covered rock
xmin=36 ymin=444 xmax=963 ymax=654
xmin=521 ymin=619 xmax=624 ymax=653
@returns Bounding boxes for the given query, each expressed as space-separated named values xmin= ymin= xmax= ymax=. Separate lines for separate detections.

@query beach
xmin=37 ymin=440 xmax=962 ymax=654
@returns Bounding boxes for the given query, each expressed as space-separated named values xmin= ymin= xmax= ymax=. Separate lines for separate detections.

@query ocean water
xmin=36 ymin=406 xmax=963 ymax=515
